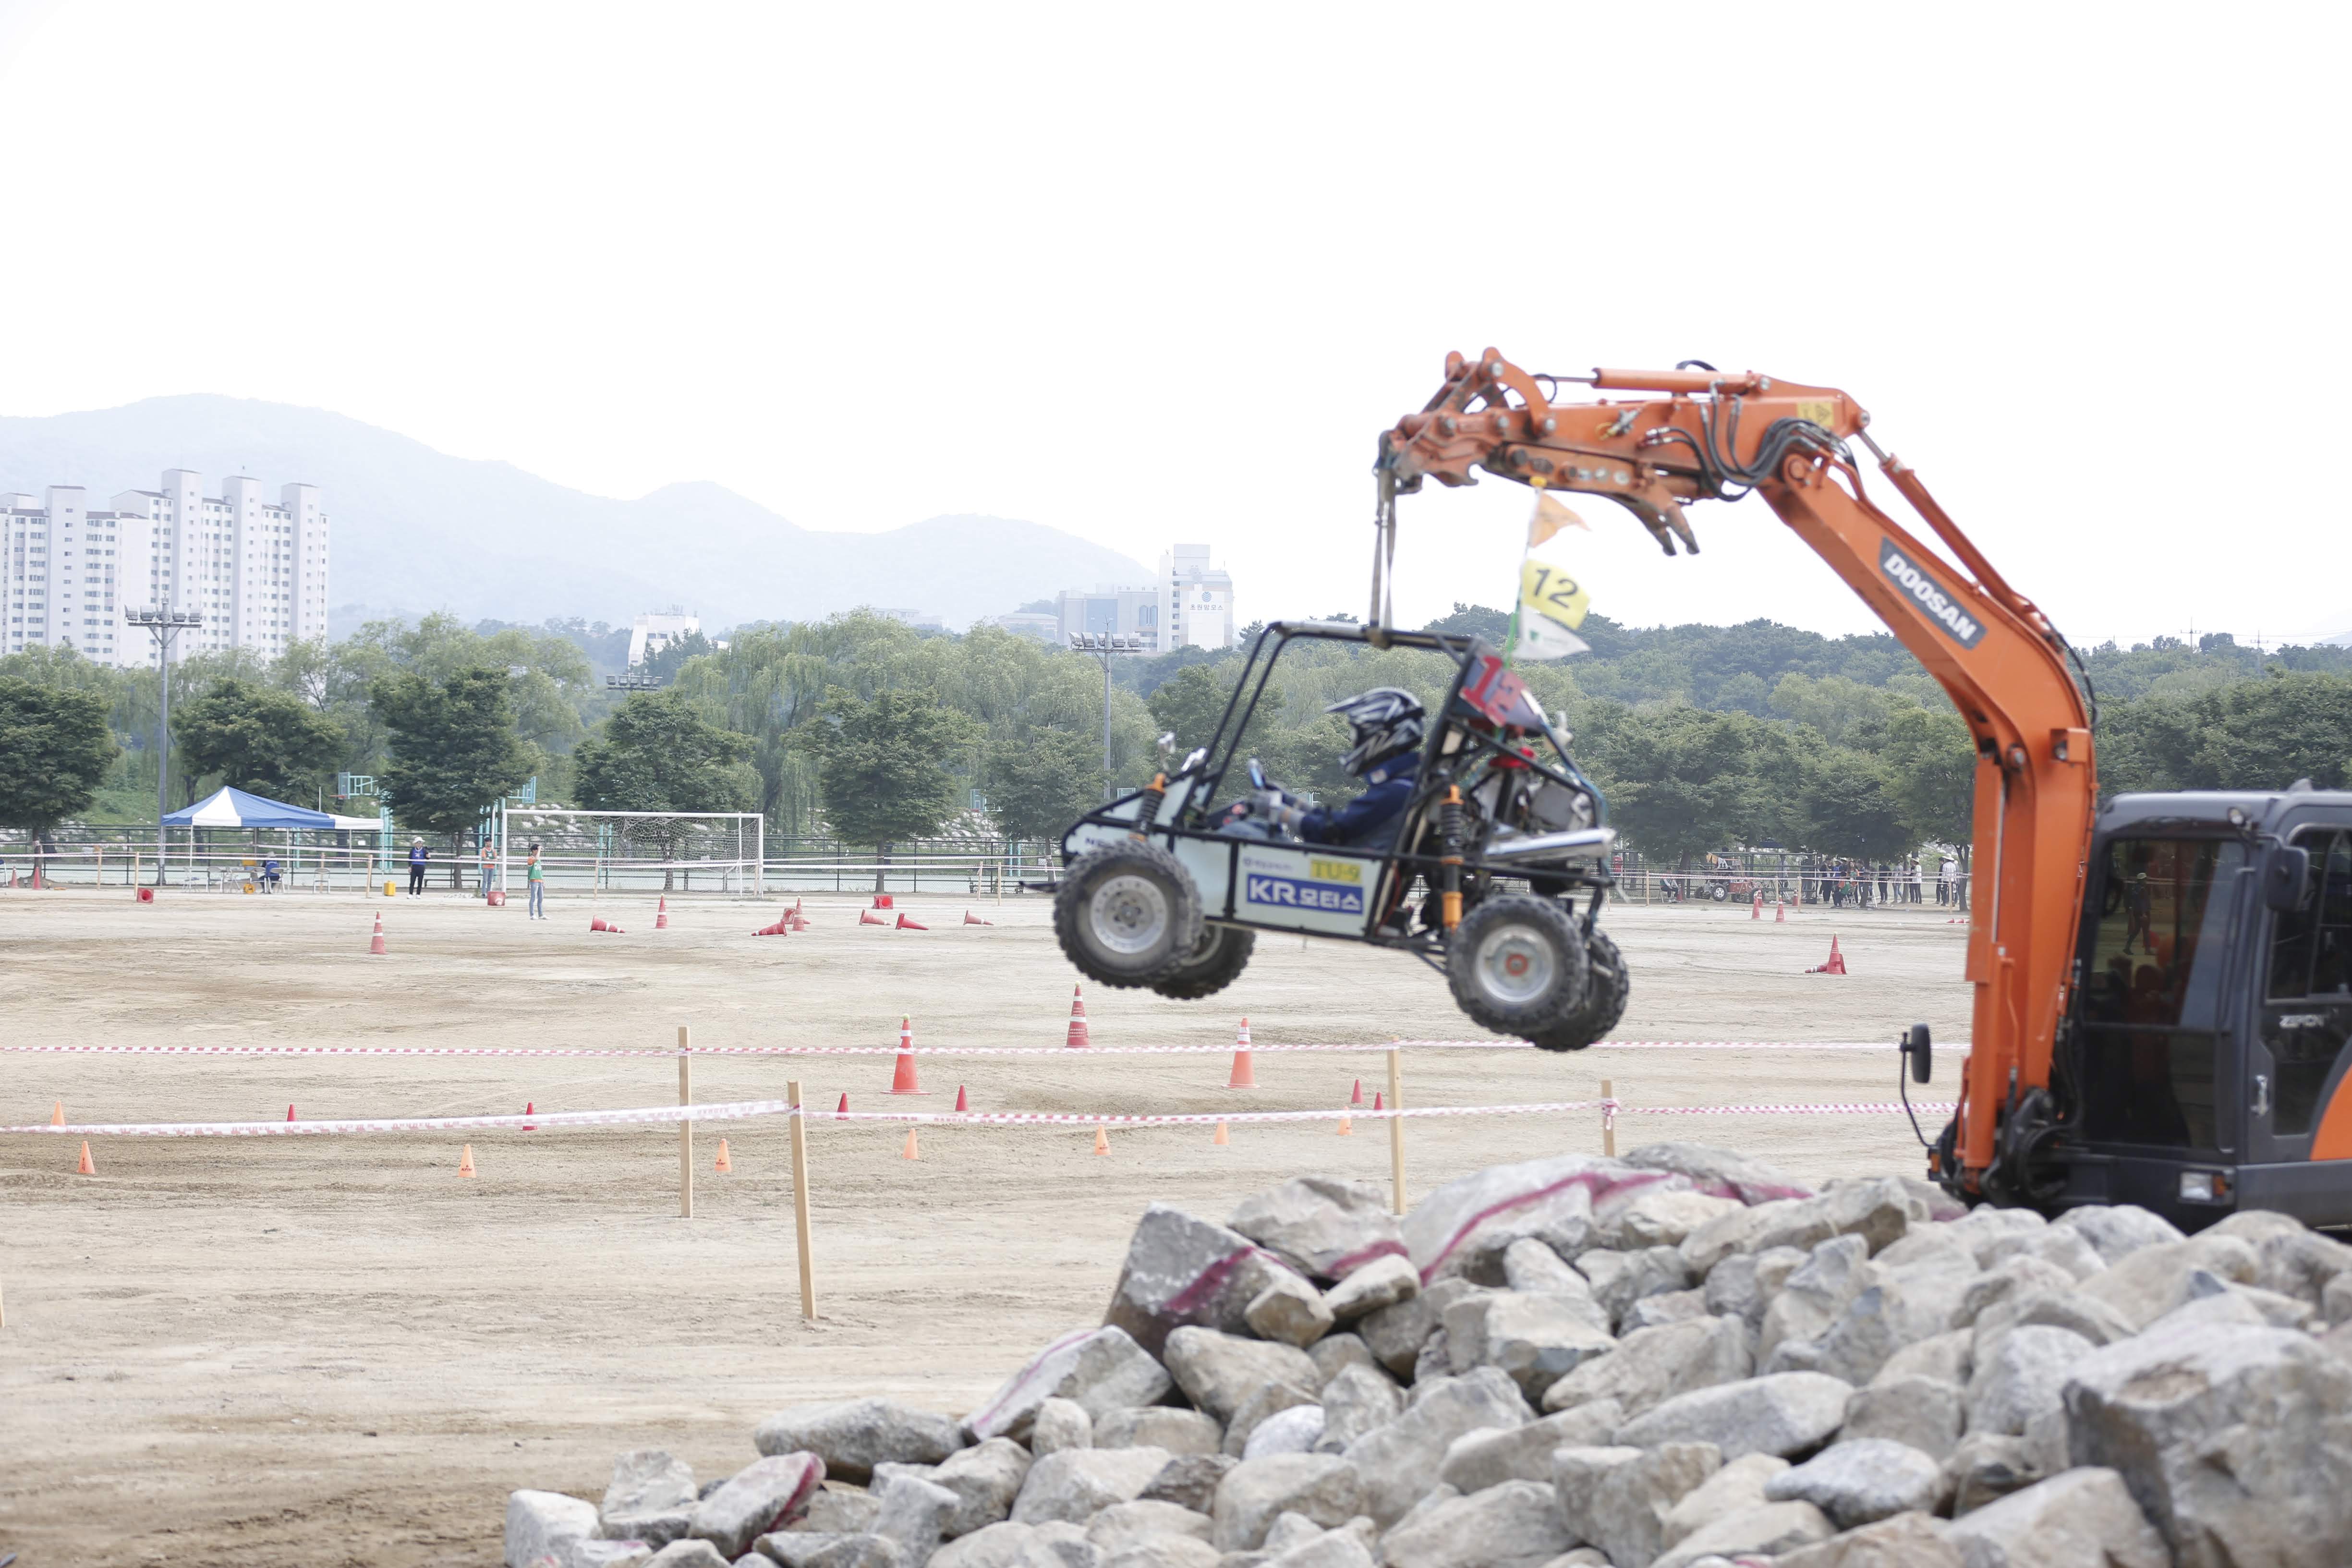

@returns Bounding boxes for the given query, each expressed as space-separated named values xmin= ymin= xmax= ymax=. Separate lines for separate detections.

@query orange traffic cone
xmin=889 ymin=1017 xmax=926 ymax=1095
xmin=1751 ymin=892 xmax=1763 ymax=920
xmin=1810 ymin=936 xmax=1848 ymax=975
xmin=789 ymin=912 xmax=810 ymax=931
xmin=589 ymin=915 xmax=625 ymax=934
xmin=522 ymin=1101 xmax=536 ymax=1130
xmin=754 ymin=915 xmax=790 ymax=936
xmin=1065 ymin=985 xmax=1091 ymax=1049
xmin=896 ymin=912 xmax=928 ymax=931
xmin=656 ymin=897 xmax=669 ymax=930
xmin=50 ymin=1100 xmax=63 ymax=1127
xmin=1349 ymin=1078 xmax=1364 ymax=1106
xmin=860 ymin=908 xmax=886 ymax=926
xmin=872 ymin=894 xmax=894 ymax=910
xmin=1373 ymin=1091 xmax=1385 ymax=1112
xmin=715 ymin=1137 xmax=732 ymax=1173
xmin=1213 ymin=1119 xmax=1230 ymax=1145
xmin=76 ymin=1140 xmax=95 ymax=1175
xmin=964 ymin=910 xmax=993 ymax=925
xmin=1776 ymin=899 xmax=1786 ymax=923
xmin=1337 ymin=1109 xmax=1353 ymax=1136
xmin=458 ymin=1144 xmax=476 ymax=1178
xmin=368 ymin=912 xmax=387 ymax=955
xmin=286 ymin=1104 xmax=297 ymax=1123
xmin=902 ymin=1127 xmax=921 ymax=1160
xmin=835 ymin=1091 xmax=850 ymax=1121
xmin=954 ymin=1084 xmax=970 ymax=1112
xmin=1092 ymin=1125 xmax=1110 ymax=1156
xmin=1227 ymin=1018 xmax=1257 ymax=1088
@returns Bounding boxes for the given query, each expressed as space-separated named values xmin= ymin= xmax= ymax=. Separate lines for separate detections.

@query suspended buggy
xmin=1053 ymin=621 xmax=1626 ymax=1049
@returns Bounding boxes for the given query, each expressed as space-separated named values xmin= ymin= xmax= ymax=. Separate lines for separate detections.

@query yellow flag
xmin=1528 ymin=491 xmax=1589 ymax=549
xmin=1511 ymin=495 xmax=1592 ymax=661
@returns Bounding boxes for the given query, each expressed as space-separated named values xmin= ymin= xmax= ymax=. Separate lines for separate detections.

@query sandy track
xmin=0 ymin=886 xmax=1968 ymax=1566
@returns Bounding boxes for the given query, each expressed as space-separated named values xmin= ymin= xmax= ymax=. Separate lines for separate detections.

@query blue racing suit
xmin=1299 ymin=754 xmax=1419 ymax=849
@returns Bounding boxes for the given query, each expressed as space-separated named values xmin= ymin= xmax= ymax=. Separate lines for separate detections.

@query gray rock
xmin=1576 ymin=1244 xmax=1694 ymax=1327
xmin=1613 ymin=1373 xmax=1853 ymax=1461
xmin=1381 ymin=1479 xmax=1572 ymax=1568
xmin=1532 ymin=1553 xmax=1608 ymax=1568
xmin=1767 ymin=1282 xmax=1910 ymax=1386
xmin=1447 ymin=1290 xmax=1616 ymax=1396
xmin=1259 ymin=1527 xmax=1375 ymax=1568
xmin=1322 ymin=1256 xmax=1418 ymax=1325
xmin=2021 ymin=1408 xmax=2070 ymax=1479
xmin=1221 ymin=1382 xmax=1321 ymax=1458
xmin=1208 ymin=1454 xmax=1364 ymax=1552
xmin=1164 ymin=1328 xmax=1323 ymax=1423
xmin=1943 ymin=1208 xmax=2047 ymax=1266
xmin=1681 ymin=1199 xmax=1807 ymax=1276
xmin=929 ymin=1438 xmax=1034 ymax=1538
xmin=1766 ymin=1439 xmax=1945 ymax=1528
xmin=1623 ymin=1289 xmax=1710 ymax=1333
xmin=754 ymin=1534 xmax=898 ymax=1568
xmin=1700 ymin=1247 xmax=1806 ymax=1331
xmin=1411 ymin=1329 xmax=1454 ymax=1387
xmin=1622 ymin=1142 xmax=1815 ymax=1206
xmin=1228 ymin=1177 xmax=1408 ymax=1282
xmin=1098 ymin=1539 xmax=1217 ymax=1568
xmin=1659 ymin=1453 xmax=1788 ymax=1551
xmin=606 ymin=1452 xmax=699 ymax=1525
xmin=1032 ymin=1399 xmax=1093 ymax=1456
xmin=784 ymin=1491 xmax=881 ymax=1535
xmin=1969 ymin=1288 xmax=2136 ymax=1367
xmin=1770 ymin=1511 xmax=1963 ymax=1568
xmin=1965 ymin=1325 xmax=2090 ymax=1436
xmin=1138 ymin=1454 xmax=1235 ymax=1514
xmin=1614 ymin=1189 xmax=1747 ymax=1251
xmin=1553 ymin=1443 xmax=1720 ymax=1568
xmin=1341 ymin=1367 xmax=1531 ymax=1526
xmin=568 ymin=1541 xmax=655 ymax=1568
xmin=1011 ymin=1447 xmax=1173 ymax=1526
xmin=1240 ymin=1406 xmax=1325 ymax=1461
xmin=1759 ymin=1236 xmax=1875 ymax=1359
xmin=1403 ymin=1154 xmax=1676 ymax=1282
xmin=1649 ymin=1500 xmax=1834 ymax=1568
xmin=1437 ymin=1404 xmax=1623 ymax=1494
xmin=2050 ymin=1205 xmax=2182 ymax=1267
xmin=1981 ymin=1227 xmax=2105 ymax=1284
xmin=2327 ymin=1272 xmax=2352 ymax=1328
xmin=691 ymin=1456 xmax=828 ymax=1561
xmin=1261 ymin=1512 xmax=1326 ymax=1554
xmin=643 ymin=1544 xmax=731 ymax=1568
xmin=1501 ymin=1238 xmax=1587 ymax=1295
xmin=1086 ymin=1499 xmax=1214 ymax=1555
xmin=2074 ymin=1233 xmax=2258 ymax=1331
xmin=870 ymin=1474 xmax=958 ymax=1557
xmin=1874 ymin=1225 xmax=1975 ymax=1273
xmin=1872 ymin=1329 xmax=1972 ymax=1389
xmin=2257 ymin=1227 xmax=2352 ymax=1308
xmin=1108 ymin=1204 xmax=1288 ymax=1356
xmin=1951 ymin=1256 xmax=2080 ymax=1333
xmin=1312 ymin=1363 xmax=1404 ymax=1454
xmin=1246 ymin=1275 xmax=1335 ymax=1349
xmin=606 ymin=1512 xmax=694 ymax=1552
xmin=985 ymin=1326 xmax=1176 ymax=1438
xmin=927 ymin=1519 xmax=1095 ymax=1568
xmin=1098 ymin=1409 xmax=1223 ymax=1457
xmin=1840 ymin=1376 xmax=1964 ymax=1461
xmin=1942 ymin=1467 xmax=2168 ymax=1568
xmin=2064 ymin=1314 xmax=2352 ymax=1566
xmin=1941 ymin=1433 xmax=2040 ymax=1516
xmin=2207 ymin=1208 xmax=2307 ymax=1246
xmin=753 ymin=1400 xmax=961 ymax=1486
xmin=1305 ymin=1334 xmax=1376 ymax=1383
xmin=1744 ymin=1178 xmax=1915 ymax=1261
xmin=1540 ymin=1314 xmax=1751 ymax=1419
xmin=2160 ymin=1265 xmax=2315 ymax=1329
xmin=509 ymin=1490 xmax=603 ymax=1568
xmin=1355 ymin=1293 xmax=1436 ymax=1378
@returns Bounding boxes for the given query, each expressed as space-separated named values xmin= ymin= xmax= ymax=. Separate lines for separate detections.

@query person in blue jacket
xmin=1249 ymin=689 xmax=1425 ymax=849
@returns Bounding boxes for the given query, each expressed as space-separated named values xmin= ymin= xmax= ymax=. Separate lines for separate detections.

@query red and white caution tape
xmin=0 ymin=1038 xmax=1930 ymax=1060
xmin=1621 ymin=1101 xmax=1957 ymax=1117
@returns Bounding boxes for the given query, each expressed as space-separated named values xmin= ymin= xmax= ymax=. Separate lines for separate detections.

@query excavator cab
xmin=2028 ymin=784 xmax=2352 ymax=1231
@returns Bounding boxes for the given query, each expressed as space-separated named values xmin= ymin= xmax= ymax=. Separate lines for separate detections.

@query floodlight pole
xmin=129 ymin=607 xmax=203 ymax=885
xmin=1071 ymin=632 xmax=1143 ymax=802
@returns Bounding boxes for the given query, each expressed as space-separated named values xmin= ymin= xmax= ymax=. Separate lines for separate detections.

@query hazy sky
xmin=1 ymin=3 xmax=2344 ymax=644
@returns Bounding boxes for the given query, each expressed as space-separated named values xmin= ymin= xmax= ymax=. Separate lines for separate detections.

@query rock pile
xmin=505 ymin=1148 xmax=2352 ymax=1568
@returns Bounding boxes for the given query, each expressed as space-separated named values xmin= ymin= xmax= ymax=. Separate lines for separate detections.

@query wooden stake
xmin=678 ymin=1026 xmax=694 ymax=1219
xmin=788 ymin=1077 xmax=816 ymax=1321
xmin=1387 ymin=1045 xmax=1406 ymax=1216
xmin=1600 ymin=1077 xmax=1617 ymax=1157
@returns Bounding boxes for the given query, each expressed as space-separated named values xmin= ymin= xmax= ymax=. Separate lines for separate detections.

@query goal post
xmin=496 ymin=808 xmax=765 ymax=898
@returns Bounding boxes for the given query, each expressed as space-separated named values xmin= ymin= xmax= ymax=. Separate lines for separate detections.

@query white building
xmin=1159 ymin=543 xmax=1235 ymax=651
xmin=627 ymin=608 xmax=701 ymax=668
xmin=1055 ymin=584 xmax=1161 ymax=647
xmin=3 ymin=469 xmax=327 ymax=667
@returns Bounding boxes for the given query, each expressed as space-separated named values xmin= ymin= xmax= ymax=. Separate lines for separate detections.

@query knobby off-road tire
xmin=1531 ymin=927 xmax=1629 ymax=1051
xmin=1446 ymin=894 xmax=1590 ymax=1042
xmin=1150 ymin=922 xmax=1256 ymax=1000
xmin=1054 ymin=842 xmax=1203 ymax=989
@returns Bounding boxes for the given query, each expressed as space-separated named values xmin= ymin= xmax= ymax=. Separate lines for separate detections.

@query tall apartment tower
xmin=1158 ymin=543 xmax=1235 ymax=651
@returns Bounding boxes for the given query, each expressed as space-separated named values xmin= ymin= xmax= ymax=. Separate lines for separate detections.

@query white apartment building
xmin=627 ymin=608 xmax=701 ymax=668
xmin=3 ymin=469 xmax=328 ymax=667
xmin=1159 ymin=543 xmax=1235 ymax=651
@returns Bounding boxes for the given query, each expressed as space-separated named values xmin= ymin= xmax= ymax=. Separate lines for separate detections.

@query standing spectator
xmin=407 ymin=837 xmax=428 ymax=897
xmin=479 ymin=834 xmax=497 ymax=900
xmin=526 ymin=842 xmax=545 ymax=920
xmin=1911 ymin=859 xmax=1924 ymax=903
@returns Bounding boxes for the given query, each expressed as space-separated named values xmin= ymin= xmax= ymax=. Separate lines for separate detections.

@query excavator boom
xmin=1378 ymin=350 xmax=2097 ymax=1197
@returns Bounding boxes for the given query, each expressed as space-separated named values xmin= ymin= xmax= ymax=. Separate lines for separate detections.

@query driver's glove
xmin=1253 ymin=789 xmax=1306 ymax=835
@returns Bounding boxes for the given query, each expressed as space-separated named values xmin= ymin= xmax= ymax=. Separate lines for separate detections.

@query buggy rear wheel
xmin=1446 ymin=894 xmax=1589 ymax=1041
xmin=1530 ymin=927 xmax=1629 ymax=1051
xmin=1055 ymin=841 xmax=1203 ymax=988
xmin=1150 ymin=922 xmax=1256 ymax=1000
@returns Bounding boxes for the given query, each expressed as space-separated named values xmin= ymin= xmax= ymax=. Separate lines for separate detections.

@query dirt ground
xmin=0 ymin=886 xmax=1971 ymax=1567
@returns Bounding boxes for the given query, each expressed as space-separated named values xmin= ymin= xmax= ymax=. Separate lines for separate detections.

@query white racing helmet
xmin=1327 ymin=687 xmax=1425 ymax=777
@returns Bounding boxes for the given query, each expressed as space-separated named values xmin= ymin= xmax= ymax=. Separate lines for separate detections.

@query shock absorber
xmin=1439 ymin=783 xmax=1465 ymax=930
xmin=1130 ymin=772 xmax=1168 ymax=839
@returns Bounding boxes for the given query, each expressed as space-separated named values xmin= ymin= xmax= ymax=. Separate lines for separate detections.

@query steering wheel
xmin=1247 ymin=757 xmax=1269 ymax=791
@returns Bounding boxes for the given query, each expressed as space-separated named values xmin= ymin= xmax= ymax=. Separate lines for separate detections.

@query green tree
xmin=1799 ymin=746 xmax=1914 ymax=860
xmin=1880 ymin=701 xmax=1976 ymax=846
xmin=1577 ymin=705 xmax=1776 ymax=866
xmin=983 ymin=728 xmax=1103 ymax=843
xmin=572 ymin=692 xmax=761 ymax=887
xmin=1146 ymin=664 xmax=1241 ymax=758
xmin=0 ymin=678 xmax=117 ymax=843
xmin=370 ymin=665 xmax=535 ymax=878
xmin=800 ymin=688 xmax=980 ymax=887
xmin=170 ymin=677 xmax=347 ymax=802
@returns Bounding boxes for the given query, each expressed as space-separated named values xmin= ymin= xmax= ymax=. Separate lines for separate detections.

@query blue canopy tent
xmin=162 ymin=787 xmax=385 ymax=887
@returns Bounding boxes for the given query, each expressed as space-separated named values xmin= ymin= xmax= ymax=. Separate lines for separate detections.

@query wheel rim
xmin=1091 ymin=873 xmax=1171 ymax=956
xmin=1475 ymin=922 xmax=1556 ymax=1006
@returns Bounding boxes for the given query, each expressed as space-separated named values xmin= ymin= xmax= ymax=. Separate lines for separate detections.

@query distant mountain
xmin=0 ymin=395 xmax=1152 ymax=630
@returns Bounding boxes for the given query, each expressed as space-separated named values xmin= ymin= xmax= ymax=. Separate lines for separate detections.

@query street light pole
xmin=128 ymin=607 xmax=203 ymax=886
xmin=1070 ymin=632 xmax=1144 ymax=801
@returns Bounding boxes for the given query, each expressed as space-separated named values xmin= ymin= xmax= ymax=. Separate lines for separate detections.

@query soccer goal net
xmin=495 ymin=807 xmax=765 ymax=896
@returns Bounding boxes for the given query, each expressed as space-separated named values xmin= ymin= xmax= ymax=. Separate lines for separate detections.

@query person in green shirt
xmin=526 ymin=842 xmax=545 ymax=920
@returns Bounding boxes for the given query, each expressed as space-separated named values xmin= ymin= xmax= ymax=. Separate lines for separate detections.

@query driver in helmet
xmin=1253 ymin=688 xmax=1425 ymax=848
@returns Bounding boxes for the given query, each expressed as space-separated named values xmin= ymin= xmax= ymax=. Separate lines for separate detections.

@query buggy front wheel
xmin=1446 ymin=895 xmax=1589 ymax=1041
xmin=1150 ymin=922 xmax=1255 ymax=1000
xmin=1530 ymin=927 xmax=1629 ymax=1051
xmin=1055 ymin=842 xmax=1203 ymax=988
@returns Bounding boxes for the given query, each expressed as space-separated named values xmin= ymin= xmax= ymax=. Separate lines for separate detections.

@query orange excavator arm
xmin=1376 ymin=350 xmax=2096 ymax=1197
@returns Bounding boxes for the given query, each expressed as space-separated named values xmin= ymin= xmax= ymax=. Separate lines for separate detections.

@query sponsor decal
xmin=1245 ymin=875 xmax=1366 ymax=914
xmin=1308 ymin=858 xmax=1364 ymax=884
xmin=1879 ymin=541 xmax=1986 ymax=649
